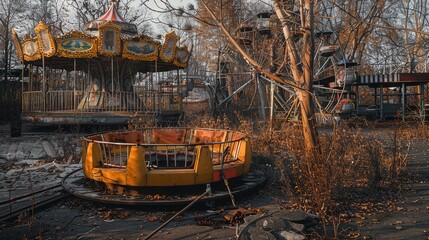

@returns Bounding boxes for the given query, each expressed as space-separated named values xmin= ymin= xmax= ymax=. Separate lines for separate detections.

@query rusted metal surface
xmin=62 ymin=168 xmax=266 ymax=206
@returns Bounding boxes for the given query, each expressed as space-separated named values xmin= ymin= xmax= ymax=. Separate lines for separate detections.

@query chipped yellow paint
xmin=194 ymin=145 xmax=214 ymax=183
xmin=238 ymin=138 xmax=252 ymax=173
xmin=126 ymin=146 xmax=147 ymax=186
xmin=83 ymin=142 xmax=101 ymax=178
xmin=100 ymin=168 xmax=126 ymax=185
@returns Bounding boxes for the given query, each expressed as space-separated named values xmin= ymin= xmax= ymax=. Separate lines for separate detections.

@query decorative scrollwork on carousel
xmin=22 ymin=36 xmax=41 ymax=62
xmin=160 ymin=31 xmax=178 ymax=62
xmin=11 ymin=29 xmax=24 ymax=62
xmin=56 ymin=30 xmax=98 ymax=58
xmin=34 ymin=21 xmax=56 ymax=58
xmin=122 ymin=35 xmax=161 ymax=61
xmin=98 ymin=21 xmax=122 ymax=56
xmin=173 ymin=46 xmax=190 ymax=68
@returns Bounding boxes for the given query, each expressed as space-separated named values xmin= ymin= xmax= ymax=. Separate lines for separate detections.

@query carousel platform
xmin=21 ymin=112 xmax=157 ymax=125
xmin=61 ymin=127 xmax=261 ymax=206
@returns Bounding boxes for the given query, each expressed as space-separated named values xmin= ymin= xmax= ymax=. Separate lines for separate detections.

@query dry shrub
xmin=180 ymin=113 xmax=231 ymax=129
xmin=230 ymin=115 xmax=418 ymax=237
xmin=128 ymin=116 xmax=157 ymax=130
xmin=166 ymin=111 xmax=420 ymax=236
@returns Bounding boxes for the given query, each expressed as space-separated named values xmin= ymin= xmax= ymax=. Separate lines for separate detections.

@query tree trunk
xmin=274 ymin=0 xmax=320 ymax=155
xmin=297 ymin=90 xmax=319 ymax=153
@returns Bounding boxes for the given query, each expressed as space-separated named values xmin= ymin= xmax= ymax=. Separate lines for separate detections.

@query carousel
xmin=61 ymin=127 xmax=266 ymax=205
xmin=11 ymin=2 xmax=190 ymax=125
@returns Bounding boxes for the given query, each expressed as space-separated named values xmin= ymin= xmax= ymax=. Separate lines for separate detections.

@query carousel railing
xmin=22 ymin=90 xmax=181 ymax=114
xmin=22 ymin=91 xmax=43 ymax=112
xmin=46 ymin=90 xmax=77 ymax=111
xmin=83 ymin=128 xmax=246 ymax=169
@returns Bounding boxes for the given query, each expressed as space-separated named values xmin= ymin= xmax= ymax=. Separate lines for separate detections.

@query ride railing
xmin=22 ymin=91 xmax=43 ymax=112
xmin=46 ymin=90 xmax=76 ymax=111
xmin=23 ymin=90 xmax=180 ymax=113
xmin=82 ymin=128 xmax=247 ymax=169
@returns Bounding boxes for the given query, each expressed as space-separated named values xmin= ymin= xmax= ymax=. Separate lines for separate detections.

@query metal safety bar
xmin=84 ymin=128 xmax=247 ymax=169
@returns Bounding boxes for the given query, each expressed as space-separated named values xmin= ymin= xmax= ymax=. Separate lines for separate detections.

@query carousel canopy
xmin=83 ymin=3 xmax=138 ymax=35
xmin=11 ymin=3 xmax=190 ymax=73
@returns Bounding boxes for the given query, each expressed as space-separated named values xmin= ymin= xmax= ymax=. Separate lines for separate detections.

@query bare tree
xmin=0 ymin=0 xmax=27 ymax=80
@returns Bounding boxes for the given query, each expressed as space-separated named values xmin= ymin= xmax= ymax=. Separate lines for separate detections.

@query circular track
xmin=62 ymin=168 xmax=267 ymax=206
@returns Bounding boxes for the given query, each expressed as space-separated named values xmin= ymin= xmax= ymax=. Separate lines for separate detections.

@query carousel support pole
xmin=29 ymin=64 xmax=33 ymax=92
xmin=116 ymin=56 xmax=121 ymax=110
xmin=21 ymin=62 xmax=25 ymax=113
xmin=66 ymin=70 xmax=69 ymax=91
xmin=111 ymin=56 xmax=114 ymax=111
xmin=177 ymin=69 xmax=182 ymax=113
xmin=269 ymin=78 xmax=274 ymax=133
xmin=73 ymin=59 xmax=77 ymax=114
xmin=42 ymin=54 xmax=46 ymax=113
xmin=148 ymin=73 xmax=152 ymax=111
xmin=156 ymin=61 xmax=160 ymax=114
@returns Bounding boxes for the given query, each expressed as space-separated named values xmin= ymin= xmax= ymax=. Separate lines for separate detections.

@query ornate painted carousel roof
xmin=11 ymin=3 xmax=190 ymax=73
xmin=83 ymin=3 xmax=138 ymax=35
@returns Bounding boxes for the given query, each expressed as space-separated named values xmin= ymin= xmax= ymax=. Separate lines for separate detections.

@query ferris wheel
xmin=312 ymin=30 xmax=358 ymax=115
xmin=214 ymin=9 xmax=358 ymax=121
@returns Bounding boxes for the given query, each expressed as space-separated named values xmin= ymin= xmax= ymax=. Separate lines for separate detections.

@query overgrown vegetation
xmin=172 ymin=112 xmax=427 ymax=238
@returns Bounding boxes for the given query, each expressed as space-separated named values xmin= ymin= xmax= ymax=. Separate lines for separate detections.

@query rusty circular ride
xmin=62 ymin=127 xmax=266 ymax=205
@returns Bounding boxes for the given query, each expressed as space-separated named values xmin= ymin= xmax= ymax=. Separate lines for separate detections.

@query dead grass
xmin=178 ymin=112 xmax=427 ymax=238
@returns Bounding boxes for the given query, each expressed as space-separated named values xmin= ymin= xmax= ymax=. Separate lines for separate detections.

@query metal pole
xmin=21 ymin=63 xmax=25 ymax=113
xmin=42 ymin=54 xmax=46 ymax=113
xmin=177 ymin=69 xmax=182 ymax=112
xmin=111 ymin=57 xmax=115 ymax=112
xmin=29 ymin=64 xmax=33 ymax=92
xmin=111 ymin=56 xmax=114 ymax=93
xmin=73 ymin=59 xmax=76 ymax=113
xmin=144 ymin=185 xmax=212 ymax=240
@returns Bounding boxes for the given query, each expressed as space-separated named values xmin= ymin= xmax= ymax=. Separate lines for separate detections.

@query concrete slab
xmin=42 ymin=140 xmax=58 ymax=158
xmin=28 ymin=145 xmax=47 ymax=159
xmin=5 ymin=143 xmax=18 ymax=160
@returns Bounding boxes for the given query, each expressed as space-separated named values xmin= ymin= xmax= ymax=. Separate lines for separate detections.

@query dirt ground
xmin=0 ymin=125 xmax=428 ymax=239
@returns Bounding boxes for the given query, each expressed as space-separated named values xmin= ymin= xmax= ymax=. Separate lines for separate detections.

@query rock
xmin=278 ymin=230 xmax=306 ymax=240
xmin=246 ymin=227 xmax=276 ymax=240
xmin=256 ymin=216 xmax=290 ymax=232
xmin=244 ymin=214 xmax=260 ymax=223
xmin=273 ymin=209 xmax=320 ymax=223
xmin=290 ymin=222 xmax=305 ymax=232
xmin=29 ymin=146 xmax=47 ymax=159
xmin=43 ymin=141 xmax=58 ymax=158
xmin=6 ymin=143 xmax=18 ymax=160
